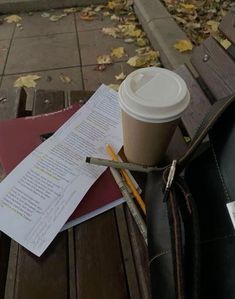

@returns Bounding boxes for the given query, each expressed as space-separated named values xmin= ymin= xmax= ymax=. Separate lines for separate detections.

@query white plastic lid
xmin=118 ymin=67 xmax=190 ymax=123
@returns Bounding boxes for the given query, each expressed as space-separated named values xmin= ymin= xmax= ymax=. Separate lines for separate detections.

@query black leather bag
xmin=145 ymin=94 xmax=235 ymax=299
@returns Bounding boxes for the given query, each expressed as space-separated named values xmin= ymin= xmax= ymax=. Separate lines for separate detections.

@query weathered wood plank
xmin=115 ymin=205 xmax=142 ymax=299
xmin=191 ymin=37 xmax=235 ymax=100
xmin=0 ymin=88 xmax=27 ymax=120
xmin=175 ymin=65 xmax=211 ymax=138
xmin=32 ymin=90 xmax=65 ymax=115
xmin=74 ymin=210 xmax=129 ymax=299
xmin=219 ymin=10 xmax=235 ymax=44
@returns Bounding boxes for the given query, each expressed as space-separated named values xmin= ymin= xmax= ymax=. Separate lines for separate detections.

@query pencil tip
xmin=86 ymin=157 xmax=90 ymax=163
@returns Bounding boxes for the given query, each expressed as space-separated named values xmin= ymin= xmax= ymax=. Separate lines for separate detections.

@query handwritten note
xmin=0 ymin=85 xmax=123 ymax=256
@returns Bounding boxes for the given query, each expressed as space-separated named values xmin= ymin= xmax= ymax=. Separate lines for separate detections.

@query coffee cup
xmin=118 ymin=67 xmax=190 ymax=166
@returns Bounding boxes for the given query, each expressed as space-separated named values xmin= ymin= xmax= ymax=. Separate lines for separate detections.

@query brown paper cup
xmin=122 ymin=110 xmax=179 ymax=166
xmin=118 ymin=67 xmax=190 ymax=166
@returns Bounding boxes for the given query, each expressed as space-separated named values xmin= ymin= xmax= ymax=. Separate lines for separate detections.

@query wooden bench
xmin=0 ymin=9 xmax=235 ymax=299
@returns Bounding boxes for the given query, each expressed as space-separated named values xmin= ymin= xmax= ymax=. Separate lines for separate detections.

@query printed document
xmin=0 ymin=85 xmax=123 ymax=256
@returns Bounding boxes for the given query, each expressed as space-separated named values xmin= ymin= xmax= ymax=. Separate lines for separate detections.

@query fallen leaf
xmin=110 ymin=14 xmax=120 ymax=21
xmin=136 ymin=37 xmax=148 ymax=47
xmin=64 ymin=7 xmax=79 ymax=14
xmin=41 ymin=12 xmax=50 ymax=18
xmin=59 ymin=74 xmax=72 ymax=83
xmin=97 ymin=54 xmax=112 ymax=64
xmin=111 ymin=47 xmax=125 ymax=58
xmin=115 ymin=72 xmax=126 ymax=80
xmin=180 ymin=3 xmax=195 ymax=10
xmin=5 ymin=15 xmax=22 ymax=23
xmin=94 ymin=64 xmax=107 ymax=71
xmin=119 ymin=24 xmax=142 ymax=37
xmin=206 ymin=20 xmax=219 ymax=32
xmin=102 ymin=27 xmax=119 ymax=38
xmin=80 ymin=11 xmax=96 ymax=21
xmin=173 ymin=39 xmax=193 ymax=52
xmin=108 ymin=84 xmax=120 ymax=91
xmin=219 ymin=38 xmax=232 ymax=49
xmin=127 ymin=50 xmax=159 ymax=67
xmin=49 ymin=14 xmax=66 ymax=22
xmin=107 ymin=0 xmax=124 ymax=11
xmin=14 ymin=75 xmax=41 ymax=88
xmin=81 ymin=6 xmax=93 ymax=13
xmin=103 ymin=11 xmax=111 ymax=17
xmin=94 ymin=5 xmax=105 ymax=12
xmin=124 ymin=38 xmax=135 ymax=43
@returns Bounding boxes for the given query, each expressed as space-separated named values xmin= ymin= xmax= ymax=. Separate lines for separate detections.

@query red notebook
xmin=0 ymin=104 xmax=124 ymax=230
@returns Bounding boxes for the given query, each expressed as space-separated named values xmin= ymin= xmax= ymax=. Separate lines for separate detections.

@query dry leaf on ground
xmin=103 ymin=11 xmax=111 ymax=17
xmin=14 ymin=75 xmax=41 ymax=88
xmin=136 ymin=37 xmax=148 ymax=47
xmin=59 ymin=74 xmax=72 ymax=83
xmin=64 ymin=7 xmax=79 ymax=14
xmin=94 ymin=5 xmax=105 ymax=12
xmin=206 ymin=20 xmax=219 ymax=32
xmin=220 ymin=38 xmax=232 ymax=49
xmin=102 ymin=27 xmax=120 ymax=38
xmin=108 ymin=84 xmax=120 ymax=91
xmin=127 ymin=50 xmax=159 ymax=67
xmin=107 ymin=0 xmax=125 ymax=11
xmin=118 ymin=24 xmax=142 ymax=38
xmin=80 ymin=11 xmax=96 ymax=21
xmin=97 ymin=54 xmax=112 ymax=64
xmin=115 ymin=72 xmax=126 ymax=80
xmin=49 ymin=14 xmax=66 ymax=22
xmin=5 ymin=15 xmax=22 ymax=23
xmin=41 ymin=12 xmax=50 ymax=18
xmin=173 ymin=39 xmax=193 ymax=52
xmin=111 ymin=47 xmax=125 ymax=58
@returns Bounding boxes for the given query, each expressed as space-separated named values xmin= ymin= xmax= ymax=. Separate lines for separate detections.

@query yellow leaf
xmin=80 ymin=11 xmax=96 ymax=21
xmin=107 ymin=0 xmax=124 ymax=10
xmin=5 ymin=15 xmax=22 ymax=23
xmin=49 ymin=14 xmax=66 ymax=22
xmin=136 ymin=37 xmax=148 ymax=47
xmin=180 ymin=3 xmax=195 ymax=10
xmin=220 ymin=38 xmax=231 ymax=49
xmin=110 ymin=14 xmax=120 ymax=21
xmin=97 ymin=54 xmax=112 ymax=64
xmin=127 ymin=50 xmax=159 ymax=67
xmin=108 ymin=84 xmax=120 ymax=91
xmin=173 ymin=40 xmax=193 ymax=52
xmin=119 ymin=24 xmax=142 ymax=38
xmin=94 ymin=5 xmax=105 ymax=12
xmin=207 ymin=20 xmax=219 ymax=32
xmin=41 ymin=12 xmax=50 ymax=18
xmin=115 ymin=72 xmax=126 ymax=81
xmin=103 ymin=11 xmax=111 ymax=17
xmin=63 ymin=7 xmax=79 ymax=14
xmin=14 ymin=75 xmax=41 ymax=88
xmin=102 ymin=27 xmax=119 ymax=38
xmin=59 ymin=74 xmax=72 ymax=83
xmin=111 ymin=47 xmax=125 ymax=58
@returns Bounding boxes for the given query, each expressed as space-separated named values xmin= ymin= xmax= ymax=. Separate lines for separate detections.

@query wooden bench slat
xmin=33 ymin=90 xmax=65 ymax=115
xmin=0 ymin=88 xmax=27 ymax=121
xmin=175 ymin=65 xmax=211 ymax=138
xmin=219 ymin=10 xmax=235 ymax=44
xmin=191 ymin=36 xmax=235 ymax=101
xmin=74 ymin=210 xmax=129 ymax=299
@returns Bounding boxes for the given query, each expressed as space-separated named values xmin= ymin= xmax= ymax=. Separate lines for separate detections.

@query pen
xmin=109 ymin=167 xmax=148 ymax=245
xmin=105 ymin=144 xmax=146 ymax=215
xmin=86 ymin=156 xmax=154 ymax=173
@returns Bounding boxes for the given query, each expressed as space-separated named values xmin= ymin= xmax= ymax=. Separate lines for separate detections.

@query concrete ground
xmin=0 ymin=1 xmax=191 ymax=109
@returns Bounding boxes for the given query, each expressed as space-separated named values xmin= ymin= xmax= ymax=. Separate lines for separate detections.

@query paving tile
xmin=0 ymin=20 xmax=15 ymax=40
xmin=5 ymin=33 xmax=80 ymax=74
xmin=14 ymin=11 xmax=75 ymax=38
xmin=79 ymin=29 xmax=137 ymax=66
xmin=82 ymin=61 xmax=134 ymax=90
xmin=75 ymin=11 xmax=114 ymax=31
xmin=0 ymin=40 xmax=10 ymax=75
xmin=1 ymin=67 xmax=83 ymax=92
